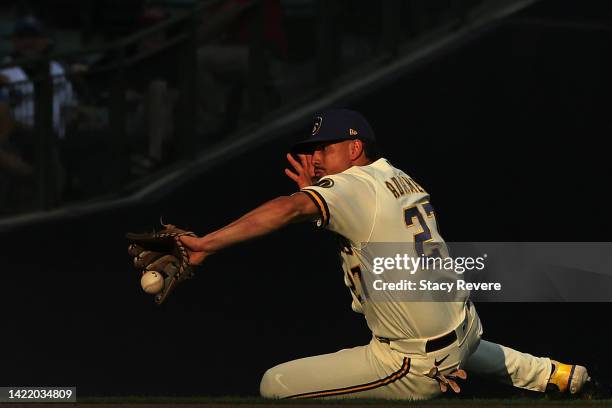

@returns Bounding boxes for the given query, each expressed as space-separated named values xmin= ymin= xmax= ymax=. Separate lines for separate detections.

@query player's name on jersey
xmin=372 ymin=279 xmax=502 ymax=293
xmin=384 ymin=176 xmax=426 ymax=199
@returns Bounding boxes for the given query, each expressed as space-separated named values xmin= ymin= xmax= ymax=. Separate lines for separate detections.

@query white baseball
xmin=141 ymin=271 xmax=164 ymax=294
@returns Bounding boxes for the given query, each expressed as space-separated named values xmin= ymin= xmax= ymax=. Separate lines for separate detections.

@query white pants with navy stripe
xmin=260 ymin=306 xmax=551 ymax=400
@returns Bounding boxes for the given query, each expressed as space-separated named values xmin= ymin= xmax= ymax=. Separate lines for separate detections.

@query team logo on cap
xmin=349 ymin=128 xmax=358 ymax=136
xmin=312 ymin=116 xmax=323 ymax=135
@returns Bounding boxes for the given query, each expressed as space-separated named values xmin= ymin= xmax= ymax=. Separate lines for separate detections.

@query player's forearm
xmin=196 ymin=196 xmax=310 ymax=254
xmin=220 ymin=198 xmax=281 ymax=230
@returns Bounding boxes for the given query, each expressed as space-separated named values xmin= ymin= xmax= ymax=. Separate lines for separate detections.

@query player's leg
xmin=259 ymin=339 xmax=436 ymax=400
xmin=260 ymin=302 xmax=483 ymax=400
xmin=463 ymin=339 xmax=589 ymax=394
xmin=463 ymin=339 xmax=551 ymax=391
xmin=260 ymin=315 xmax=483 ymax=401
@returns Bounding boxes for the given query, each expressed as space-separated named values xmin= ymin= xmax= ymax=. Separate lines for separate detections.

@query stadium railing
xmin=0 ymin=0 xmax=491 ymax=217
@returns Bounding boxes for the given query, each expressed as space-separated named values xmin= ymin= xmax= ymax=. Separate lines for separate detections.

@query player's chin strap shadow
xmin=426 ymin=366 xmax=467 ymax=393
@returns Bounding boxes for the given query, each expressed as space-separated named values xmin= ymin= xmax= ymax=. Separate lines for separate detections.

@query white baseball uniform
xmin=260 ymin=158 xmax=551 ymax=399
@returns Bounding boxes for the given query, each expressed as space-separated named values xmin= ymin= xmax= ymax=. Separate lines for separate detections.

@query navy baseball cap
xmin=292 ymin=108 xmax=376 ymax=153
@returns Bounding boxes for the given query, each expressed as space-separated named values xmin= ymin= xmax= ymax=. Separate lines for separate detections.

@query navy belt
xmin=377 ymin=300 xmax=471 ymax=353
xmin=377 ymin=330 xmax=456 ymax=353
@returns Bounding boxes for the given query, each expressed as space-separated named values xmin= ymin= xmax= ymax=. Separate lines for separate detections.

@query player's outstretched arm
xmin=180 ymin=193 xmax=318 ymax=265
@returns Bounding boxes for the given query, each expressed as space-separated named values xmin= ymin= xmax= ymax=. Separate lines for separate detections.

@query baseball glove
xmin=126 ymin=222 xmax=197 ymax=304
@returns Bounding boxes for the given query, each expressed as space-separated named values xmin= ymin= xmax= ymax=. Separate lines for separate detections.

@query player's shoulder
xmin=317 ymin=158 xmax=390 ymax=184
xmin=345 ymin=158 xmax=397 ymax=180
xmin=315 ymin=159 xmax=389 ymax=188
xmin=313 ymin=159 xmax=398 ymax=190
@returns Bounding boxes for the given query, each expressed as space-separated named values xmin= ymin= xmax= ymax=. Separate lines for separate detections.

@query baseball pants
xmin=260 ymin=305 xmax=552 ymax=399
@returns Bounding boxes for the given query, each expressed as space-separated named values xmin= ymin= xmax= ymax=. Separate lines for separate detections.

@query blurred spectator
xmin=2 ymin=16 xmax=77 ymax=139
xmin=196 ymin=0 xmax=287 ymax=132
xmin=130 ymin=7 xmax=178 ymax=165
xmin=1 ymin=44 xmax=34 ymax=214
xmin=0 ymin=16 xmax=75 ymax=213
xmin=221 ymin=0 xmax=288 ymax=57
xmin=0 ymin=83 xmax=32 ymax=177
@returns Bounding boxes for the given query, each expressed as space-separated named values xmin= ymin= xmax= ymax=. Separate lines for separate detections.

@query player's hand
xmin=179 ymin=235 xmax=210 ymax=266
xmin=285 ymin=153 xmax=315 ymax=189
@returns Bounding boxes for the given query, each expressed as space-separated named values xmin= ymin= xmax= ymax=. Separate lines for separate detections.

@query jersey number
xmin=403 ymin=202 xmax=441 ymax=257
xmin=340 ymin=243 xmax=364 ymax=303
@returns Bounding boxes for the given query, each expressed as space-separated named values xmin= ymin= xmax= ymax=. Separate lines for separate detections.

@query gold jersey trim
xmin=301 ymin=189 xmax=330 ymax=227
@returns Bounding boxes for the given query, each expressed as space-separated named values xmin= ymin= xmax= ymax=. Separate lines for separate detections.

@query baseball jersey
xmin=301 ymin=158 xmax=466 ymax=340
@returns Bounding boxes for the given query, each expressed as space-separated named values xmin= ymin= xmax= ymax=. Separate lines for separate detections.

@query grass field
xmin=67 ymin=396 xmax=612 ymax=407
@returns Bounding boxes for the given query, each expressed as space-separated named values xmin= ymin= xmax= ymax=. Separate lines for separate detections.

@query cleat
xmin=547 ymin=360 xmax=591 ymax=395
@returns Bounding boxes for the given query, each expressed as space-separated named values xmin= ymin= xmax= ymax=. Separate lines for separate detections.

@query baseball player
xmin=179 ymin=109 xmax=590 ymax=399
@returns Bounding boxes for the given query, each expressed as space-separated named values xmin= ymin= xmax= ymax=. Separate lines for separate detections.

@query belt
xmin=376 ymin=301 xmax=472 ymax=354
xmin=377 ymin=330 xmax=456 ymax=353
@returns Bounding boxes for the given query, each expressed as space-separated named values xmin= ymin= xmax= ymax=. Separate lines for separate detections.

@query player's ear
xmin=350 ymin=139 xmax=364 ymax=160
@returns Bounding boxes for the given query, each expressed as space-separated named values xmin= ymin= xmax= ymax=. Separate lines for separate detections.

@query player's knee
xmin=259 ymin=366 xmax=286 ymax=399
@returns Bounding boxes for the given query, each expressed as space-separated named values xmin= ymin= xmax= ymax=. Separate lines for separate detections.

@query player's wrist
xmin=197 ymin=234 xmax=217 ymax=255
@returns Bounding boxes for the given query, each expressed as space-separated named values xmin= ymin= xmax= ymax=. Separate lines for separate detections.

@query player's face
xmin=312 ymin=140 xmax=353 ymax=177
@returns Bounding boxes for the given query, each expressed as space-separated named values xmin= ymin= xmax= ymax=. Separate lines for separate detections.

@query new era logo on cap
xmin=349 ymin=128 xmax=358 ymax=136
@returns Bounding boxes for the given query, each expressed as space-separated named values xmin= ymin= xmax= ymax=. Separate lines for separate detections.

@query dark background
xmin=1 ymin=0 xmax=611 ymax=398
